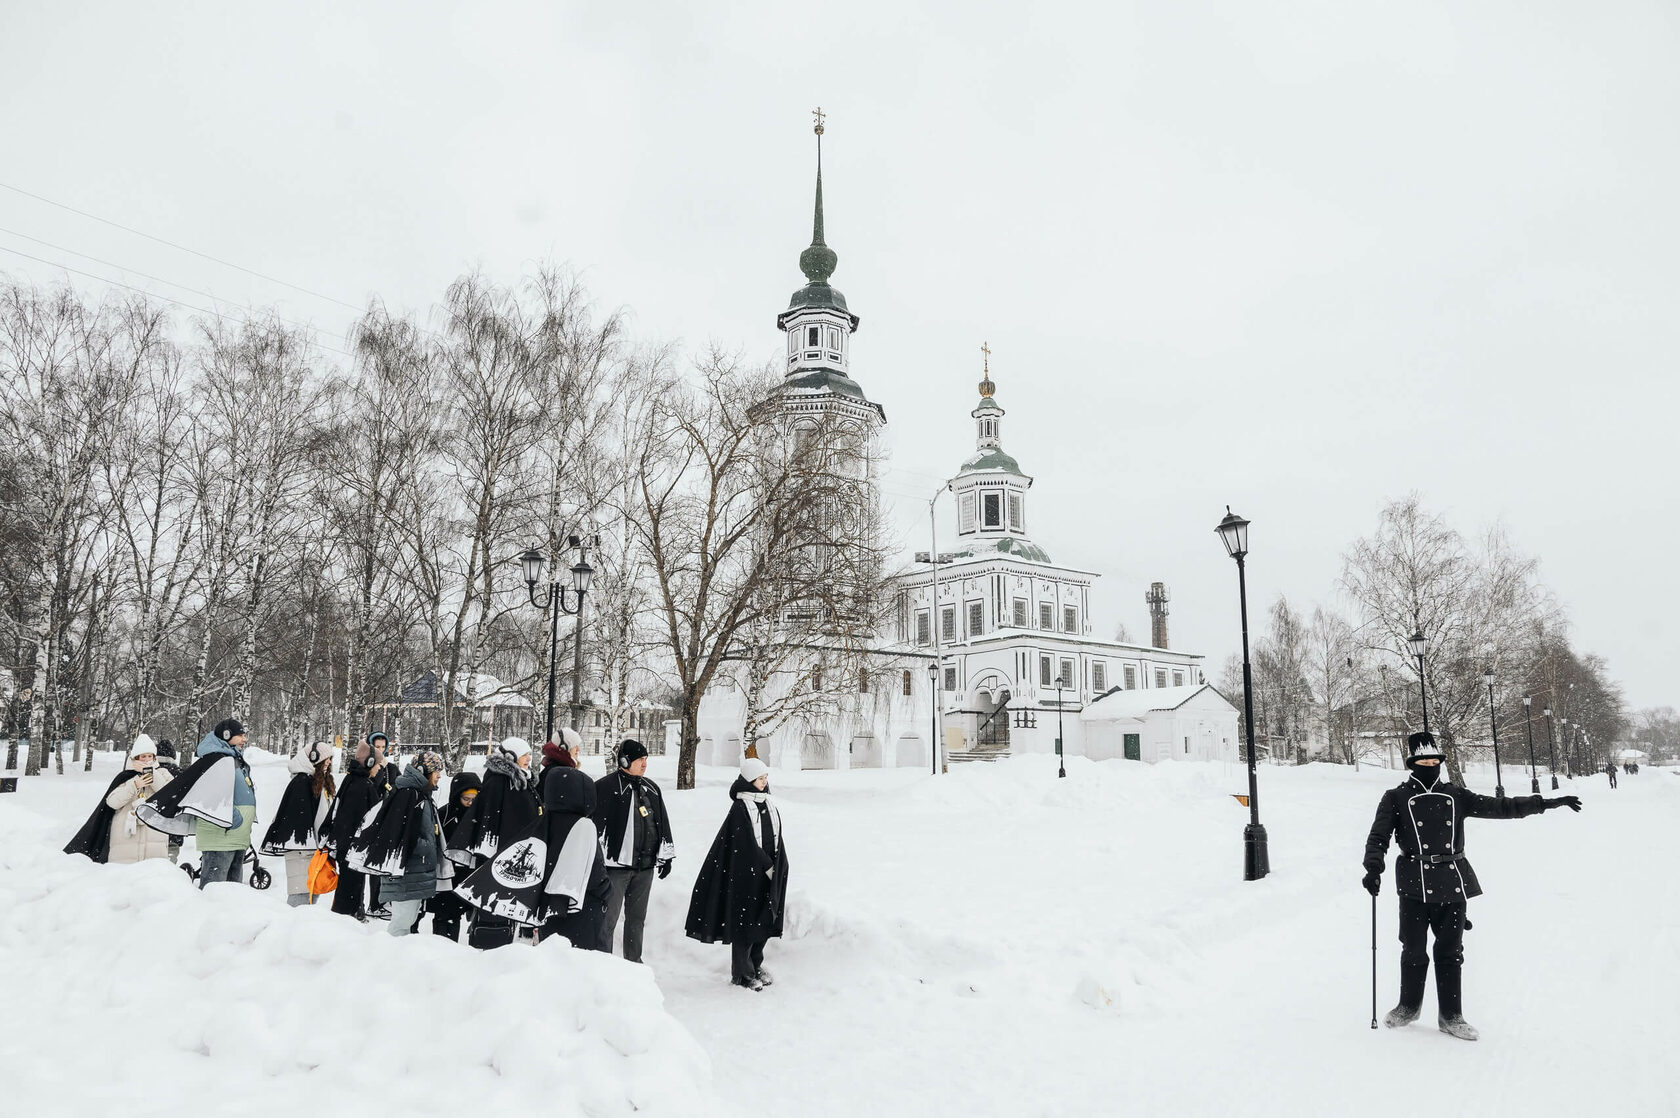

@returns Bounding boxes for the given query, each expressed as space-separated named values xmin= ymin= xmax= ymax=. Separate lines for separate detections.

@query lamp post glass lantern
xmin=1482 ymin=667 xmax=1504 ymax=797
xmin=521 ymin=538 xmax=591 ymax=747
xmin=1215 ymin=506 xmax=1268 ymax=881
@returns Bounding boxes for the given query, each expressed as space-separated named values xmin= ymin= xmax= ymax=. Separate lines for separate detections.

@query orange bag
xmin=307 ymin=849 xmax=338 ymax=897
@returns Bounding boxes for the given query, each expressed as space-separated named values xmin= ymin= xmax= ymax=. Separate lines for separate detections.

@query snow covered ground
xmin=4 ymin=751 xmax=1675 ymax=1117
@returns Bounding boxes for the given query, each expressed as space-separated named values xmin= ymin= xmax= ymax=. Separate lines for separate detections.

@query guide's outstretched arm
xmin=1460 ymin=789 xmax=1580 ymax=819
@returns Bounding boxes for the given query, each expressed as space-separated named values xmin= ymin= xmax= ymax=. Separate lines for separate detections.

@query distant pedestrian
xmin=685 ymin=757 xmax=788 ymax=991
xmin=137 ymin=719 xmax=257 ymax=887
xmin=1605 ymin=761 xmax=1618 ymax=789
xmin=261 ymin=741 xmax=336 ymax=906
xmin=65 ymin=734 xmax=173 ymax=864
xmin=328 ymin=743 xmax=381 ymax=921
xmin=595 ymin=739 xmax=675 ymax=962
xmin=348 ymin=751 xmax=447 ymax=937
xmin=428 ymin=771 xmax=481 ymax=942
xmin=1363 ymin=732 xmax=1581 ymax=1040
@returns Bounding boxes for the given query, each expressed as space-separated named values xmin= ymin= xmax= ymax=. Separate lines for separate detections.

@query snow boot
xmin=1383 ymin=1004 xmax=1421 ymax=1028
xmin=755 ymin=966 xmax=774 ymax=987
xmin=732 ymin=975 xmax=765 ymax=992
xmin=1438 ymin=1016 xmax=1479 ymax=1041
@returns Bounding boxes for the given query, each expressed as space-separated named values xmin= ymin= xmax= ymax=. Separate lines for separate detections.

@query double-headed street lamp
xmin=520 ymin=540 xmax=594 ymax=747
xmin=1521 ymin=696 xmax=1541 ymax=795
xmin=1216 ymin=507 xmax=1268 ymax=882
xmin=1053 ymin=676 xmax=1069 ymax=780
xmin=1409 ymin=630 xmax=1430 ymax=732
xmin=1482 ymin=667 xmax=1505 ymax=798
xmin=1543 ymin=705 xmax=1560 ymax=790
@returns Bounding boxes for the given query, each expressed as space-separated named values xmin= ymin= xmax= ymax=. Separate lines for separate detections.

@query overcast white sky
xmin=2 ymin=2 xmax=1674 ymax=709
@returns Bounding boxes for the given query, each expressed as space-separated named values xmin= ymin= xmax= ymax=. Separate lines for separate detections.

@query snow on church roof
xmin=1080 ymin=683 xmax=1231 ymax=722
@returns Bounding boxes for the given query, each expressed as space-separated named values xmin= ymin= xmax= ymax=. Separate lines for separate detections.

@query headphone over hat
xmin=213 ymin=718 xmax=244 ymax=742
xmin=617 ymin=739 xmax=649 ymax=769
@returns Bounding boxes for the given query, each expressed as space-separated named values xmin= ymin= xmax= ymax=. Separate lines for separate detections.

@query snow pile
xmin=0 ymin=801 xmax=717 ymax=1118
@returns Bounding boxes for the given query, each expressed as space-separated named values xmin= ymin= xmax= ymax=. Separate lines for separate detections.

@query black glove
xmin=1547 ymin=795 xmax=1583 ymax=813
xmin=1362 ymin=871 xmax=1381 ymax=896
xmin=657 ymin=859 xmax=672 ymax=880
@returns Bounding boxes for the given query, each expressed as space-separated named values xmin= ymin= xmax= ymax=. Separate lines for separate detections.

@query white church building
xmin=695 ymin=124 xmax=1240 ymax=771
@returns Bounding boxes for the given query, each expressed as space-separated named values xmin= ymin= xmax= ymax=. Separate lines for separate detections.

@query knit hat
xmin=617 ymin=739 xmax=649 ymax=770
xmin=304 ymin=741 xmax=332 ymax=767
xmin=130 ymin=733 xmax=157 ymax=758
xmin=414 ymin=750 xmax=445 ymax=777
xmin=155 ymin=739 xmax=176 ymax=759
xmin=560 ymin=727 xmax=582 ymax=751
xmin=499 ymin=737 xmax=533 ymax=763
xmin=365 ymin=731 xmax=389 ymax=748
xmin=213 ymin=718 xmax=244 ymax=742
xmin=541 ymin=740 xmax=577 ymax=768
xmin=740 ymin=757 xmax=770 ymax=784
xmin=1407 ymin=732 xmax=1444 ymax=761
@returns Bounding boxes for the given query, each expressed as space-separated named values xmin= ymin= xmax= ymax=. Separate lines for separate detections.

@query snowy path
xmin=3 ymin=754 xmax=1675 ymax=1117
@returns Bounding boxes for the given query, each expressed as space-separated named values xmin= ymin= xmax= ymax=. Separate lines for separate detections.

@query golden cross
xmin=812 ymin=106 xmax=826 ymax=135
xmin=980 ymin=341 xmax=991 ymax=373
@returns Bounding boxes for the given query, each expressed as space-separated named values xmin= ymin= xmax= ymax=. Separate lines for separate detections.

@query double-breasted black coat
xmin=1364 ymin=776 xmax=1545 ymax=902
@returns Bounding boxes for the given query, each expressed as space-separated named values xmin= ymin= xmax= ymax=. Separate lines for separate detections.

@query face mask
xmin=1407 ymin=759 xmax=1442 ymax=786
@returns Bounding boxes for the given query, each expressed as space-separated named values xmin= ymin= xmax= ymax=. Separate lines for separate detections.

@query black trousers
xmin=1398 ymin=896 xmax=1466 ymax=1018
xmin=599 ymin=867 xmax=655 ymax=961
xmin=429 ymin=892 xmax=470 ymax=942
xmin=731 ymin=936 xmax=768 ymax=982
xmin=330 ymin=866 xmax=366 ymax=917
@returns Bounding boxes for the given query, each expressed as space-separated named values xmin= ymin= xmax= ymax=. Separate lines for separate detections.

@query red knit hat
xmin=541 ymin=740 xmax=577 ymax=768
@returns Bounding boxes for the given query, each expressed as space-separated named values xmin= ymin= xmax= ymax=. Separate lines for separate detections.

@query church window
xmin=1093 ymin=663 xmax=1108 ymax=691
xmin=1185 ymin=737 xmax=1191 ymax=755
xmin=915 ymin=611 xmax=931 ymax=646
xmin=983 ymin=493 xmax=1002 ymax=528
xmin=1012 ymin=599 xmax=1028 ymax=627
xmin=1124 ymin=665 xmax=1137 ymax=689
xmin=1039 ymin=602 xmax=1053 ymax=631
xmin=1039 ymin=655 xmax=1052 ymax=687
xmin=1155 ymin=668 xmax=1168 ymax=688
xmin=1008 ymin=493 xmax=1022 ymax=531
xmin=944 ymin=667 xmax=958 ymax=692
xmin=960 ymin=494 xmax=977 ymax=533
xmin=1062 ymin=605 xmax=1077 ymax=633
xmin=967 ymin=601 xmax=984 ymax=636
xmin=941 ymin=605 xmax=956 ymax=644
xmin=902 ymin=670 xmax=913 ymax=697
xmin=1173 ymin=671 xmax=1185 ymax=687
xmin=827 ymin=327 xmax=840 ymax=349
xmin=807 ymin=326 xmax=819 ymax=347
xmin=1058 ymin=658 xmax=1075 ymax=688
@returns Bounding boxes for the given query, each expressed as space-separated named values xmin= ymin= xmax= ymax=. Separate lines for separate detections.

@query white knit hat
xmin=500 ymin=736 xmax=533 ymax=762
xmin=740 ymin=757 xmax=770 ymax=784
xmin=129 ymin=733 xmax=157 ymax=759
xmin=559 ymin=727 xmax=582 ymax=751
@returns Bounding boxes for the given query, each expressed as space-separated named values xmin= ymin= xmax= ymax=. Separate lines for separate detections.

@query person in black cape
xmin=328 ymin=749 xmax=380 ymax=920
xmin=1364 ymin=731 xmax=1581 ymax=1040
xmin=685 ymin=757 xmax=788 ymax=991
xmin=262 ymin=741 xmax=336 ymax=906
xmin=447 ymin=738 xmax=539 ymax=948
xmin=347 ymin=751 xmax=447 ymax=937
xmin=64 ymin=748 xmax=155 ymax=864
xmin=453 ymin=765 xmax=608 ymax=948
xmin=428 ymin=771 xmax=481 ymax=941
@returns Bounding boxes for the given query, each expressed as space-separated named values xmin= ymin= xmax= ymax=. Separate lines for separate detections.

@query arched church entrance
xmin=969 ymin=674 xmax=1012 ymax=750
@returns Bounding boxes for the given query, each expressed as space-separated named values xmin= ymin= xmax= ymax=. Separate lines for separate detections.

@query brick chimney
xmin=1145 ymin=582 xmax=1170 ymax=650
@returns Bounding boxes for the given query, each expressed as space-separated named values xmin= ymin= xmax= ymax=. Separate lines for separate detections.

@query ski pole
xmin=1370 ymin=892 xmax=1379 ymax=1029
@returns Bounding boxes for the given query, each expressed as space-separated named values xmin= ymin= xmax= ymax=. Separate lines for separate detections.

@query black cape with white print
xmin=456 ymin=767 xmax=605 ymax=927
xmin=445 ymin=754 xmax=537 ymax=866
xmin=134 ymin=754 xmax=240 ymax=837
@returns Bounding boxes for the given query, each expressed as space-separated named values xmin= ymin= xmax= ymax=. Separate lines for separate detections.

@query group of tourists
xmin=65 ymin=719 xmax=789 ymax=990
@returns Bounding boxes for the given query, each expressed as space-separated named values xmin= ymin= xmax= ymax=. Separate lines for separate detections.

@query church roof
xmin=1080 ymin=683 xmax=1228 ymax=721
xmin=949 ymin=536 xmax=1054 ymax=565
xmin=960 ymin=447 xmax=1026 ymax=477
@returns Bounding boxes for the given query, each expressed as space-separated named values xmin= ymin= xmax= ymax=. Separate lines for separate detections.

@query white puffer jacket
xmin=106 ymin=766 xmax=175 ymax=864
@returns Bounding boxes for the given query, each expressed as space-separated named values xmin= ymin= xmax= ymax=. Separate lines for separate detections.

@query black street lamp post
xmin=1409 ymin=630 xmax=1430 ymax=732
xmin=1053 ymin=676 xmax=1068 ymax=779
xmin=1482 ymin=667 xmax=1505 ymax=797
xmin=927 ymin=661 xmax=939 ymax=778
xmin=1216 ymin=507 xmax=1268 ymax=882
xmin=1522 ymin=696 xmax=1540 ymax=795
xmin=1543 ymin=705 xmax=1559 ymax=790
xmin=1560 ymin=717 xmax=1572 ymax=780
xmin=520 ymin=540 xmax=594 ymax=747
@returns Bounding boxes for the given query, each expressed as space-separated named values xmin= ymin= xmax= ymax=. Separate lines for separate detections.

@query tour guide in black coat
xmin=685 ymin=757 xmax=788 ymax=991
xmin=1363 ymin=731 xmax=1581 ymax=1040
xmin=594 ymin=739 xmax=676 ymax=963
xmin=328 ymin=754 xmax=379 ymax=919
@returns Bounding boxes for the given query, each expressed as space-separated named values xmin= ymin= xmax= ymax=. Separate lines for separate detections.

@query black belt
xmin=1407 ymin=852 xmax=1463 ymax=865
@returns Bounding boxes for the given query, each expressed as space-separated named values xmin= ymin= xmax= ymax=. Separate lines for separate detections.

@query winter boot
xmin=754 ymin=966 xmax=774 ymax=987
xmin=1383 ymin=1004 xmax=1421 ymax=1029
xmin=732 ymin=975 xmax=765 ymax=992
xmin=1438 ymin=1016 xmax=1479 ymax=1041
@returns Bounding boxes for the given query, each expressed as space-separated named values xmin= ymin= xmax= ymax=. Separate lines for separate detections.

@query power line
xmin=0 ymin=244 xmax=357 ymax=361
xmin=0 ymin=227 xmax=337 ymax=340
xmin=0 ymin=179 xmax=365 ymax=313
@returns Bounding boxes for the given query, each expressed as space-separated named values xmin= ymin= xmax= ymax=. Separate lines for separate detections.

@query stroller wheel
xmin=250 ymin=864 xmax=273 ymax=891
xmin=181 ymin=863 xmax=199 ymax=882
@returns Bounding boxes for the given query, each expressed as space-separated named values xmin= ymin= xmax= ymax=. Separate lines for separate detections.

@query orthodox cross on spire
xmin=799 ymin=108 xmax=838 ymax=284
xmin=978 ymin=341 xmax=995 ymax=398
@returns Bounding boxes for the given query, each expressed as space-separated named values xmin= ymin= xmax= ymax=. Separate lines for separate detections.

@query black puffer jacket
xmin=1364 ymin=775 xmax=1545 ymax=902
